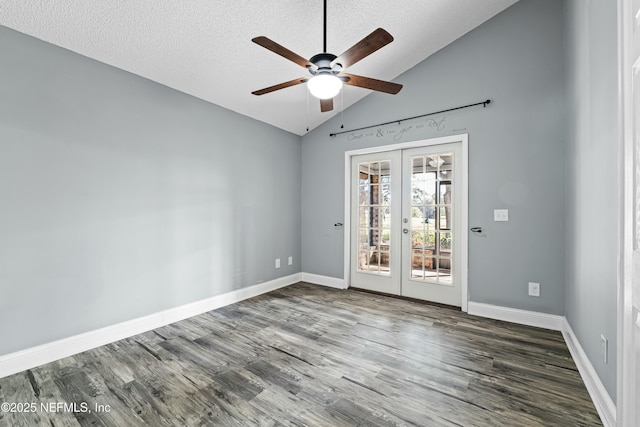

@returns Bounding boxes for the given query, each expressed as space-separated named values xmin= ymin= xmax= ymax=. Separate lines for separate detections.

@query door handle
xmin=403 ymin=228 xmax=409 ymax=234
xmin=470 ymin=227 xmax=483 ymax=233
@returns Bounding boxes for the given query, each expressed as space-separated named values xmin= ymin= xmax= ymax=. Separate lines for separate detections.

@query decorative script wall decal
xmin=346 ymin=116 xmax=447 ymax=142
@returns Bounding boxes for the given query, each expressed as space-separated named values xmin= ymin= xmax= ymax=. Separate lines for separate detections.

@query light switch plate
xmin=494 ymin=209 xmax=509 ymax=222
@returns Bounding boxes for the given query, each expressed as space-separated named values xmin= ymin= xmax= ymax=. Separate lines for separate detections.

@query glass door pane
xmin=356 ymin=161 xmax=392 ymax=275
xmin=408 ymin=152 xmax=454 ymax=285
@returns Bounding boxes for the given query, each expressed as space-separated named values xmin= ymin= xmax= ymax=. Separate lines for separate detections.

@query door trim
xmin=343 ymin=134 xmax=469 ymax=312
xmin=618 ymin=0 xmax=637 ymax=424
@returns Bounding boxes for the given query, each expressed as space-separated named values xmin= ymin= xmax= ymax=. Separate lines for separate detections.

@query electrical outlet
xmin=275 ymin=258 xmax=280 ymax=269
xmin=288 ymin=256 xmax=293 ymax=265
xmin=528 ymin=282 xmax=540 ymax=297
xmin=601 ymin=335 xmax=608 ymax=364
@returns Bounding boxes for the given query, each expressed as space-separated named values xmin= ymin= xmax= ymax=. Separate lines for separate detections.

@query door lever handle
xmin=470 ymin=227 xmax=483 ymax=233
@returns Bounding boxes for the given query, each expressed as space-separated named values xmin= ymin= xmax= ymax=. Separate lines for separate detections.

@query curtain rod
xmin=329 ymin=99 xmax=491 ymax=137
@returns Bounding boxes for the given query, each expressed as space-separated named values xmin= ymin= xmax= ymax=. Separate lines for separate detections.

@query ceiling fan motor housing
xmin=308 ymin=53 xmax=340 ymax=75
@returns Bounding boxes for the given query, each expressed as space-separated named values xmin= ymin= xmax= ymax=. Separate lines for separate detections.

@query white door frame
xmin=618 ymin=0 xmax=637 ymax=425
xmin=343 ymin=134 xmax=469 ymax=312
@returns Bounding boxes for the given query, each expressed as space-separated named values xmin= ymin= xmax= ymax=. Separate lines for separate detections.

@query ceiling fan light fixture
xmin=307 ymin=74 xmax=342 ymax=99
xmin=429 ymin=157 xmax=445 ymax=168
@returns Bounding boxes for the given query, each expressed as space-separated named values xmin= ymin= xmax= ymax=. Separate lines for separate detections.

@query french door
xmin=349 ymin=141 xmax=465 ymax=307
xmin=350 ymin=151 xmax=402 ymax=295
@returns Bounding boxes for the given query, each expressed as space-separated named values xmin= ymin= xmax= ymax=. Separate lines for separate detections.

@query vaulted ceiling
xmin=0 ymin=0 xmax=518 ymax=135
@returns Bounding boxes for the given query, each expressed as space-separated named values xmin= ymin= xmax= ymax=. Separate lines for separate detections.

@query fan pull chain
xmin=306 ymin=88 xmax=310 ymax=132
xmin=340 ymin=88 xmax=344 ymax=129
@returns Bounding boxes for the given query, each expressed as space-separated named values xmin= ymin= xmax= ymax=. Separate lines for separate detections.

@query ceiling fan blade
xmin=320 ymin=98 xmax=333 ymax=112
xmin=342 ymin=73 xmax=402 ymax=94
xmin=331 ymin=28 xmax=393 ymax=69
xmin=252 ymin=36 xmax=315 ymax=69
xmin=252 ymin=77 xmax=307 ymax=96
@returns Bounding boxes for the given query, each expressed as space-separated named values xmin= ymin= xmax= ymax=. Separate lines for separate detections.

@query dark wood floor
xmin=0 ymin=282 xmax=601 ymax=426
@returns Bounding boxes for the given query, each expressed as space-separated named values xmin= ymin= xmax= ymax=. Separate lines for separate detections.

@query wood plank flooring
xmin=0 ymin=282 xmax=602 ymax=426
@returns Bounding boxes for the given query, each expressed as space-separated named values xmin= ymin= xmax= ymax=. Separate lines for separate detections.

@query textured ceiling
xmin=0 ymin=0 xmax=518 ymax=135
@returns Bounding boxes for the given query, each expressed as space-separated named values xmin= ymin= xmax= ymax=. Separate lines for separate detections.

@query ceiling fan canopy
xmin=251 ymin=0 xmax=402 ymax=113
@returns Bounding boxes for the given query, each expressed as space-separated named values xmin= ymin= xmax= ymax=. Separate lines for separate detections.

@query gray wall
xmin=301 ymin=0 xmax=566 ymax=315
xmin=0 ymin=0 xmax=620 ymax=403
xmin=0 ymin=26 xmax=301 ymax=356
xmin=564 ymin=0 xmax=618 ymax=401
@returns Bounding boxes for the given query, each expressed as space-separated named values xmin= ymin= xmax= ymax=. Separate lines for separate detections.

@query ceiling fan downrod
xmin=323 ymin=0 xmax=327 ymax=53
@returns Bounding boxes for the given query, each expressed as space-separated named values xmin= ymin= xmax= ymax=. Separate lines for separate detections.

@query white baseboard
xmin=466 ymin=302 xmax=614 ymax=427
xmin=562 ymin=318 xmax=616 ymax=427
xmin=467 ymin=301 xmax=564 ymax=331
xmin=0 ymin=273 xmax=302 ymax=379
xmin=301 ymin=272 xmax=347 ymax=289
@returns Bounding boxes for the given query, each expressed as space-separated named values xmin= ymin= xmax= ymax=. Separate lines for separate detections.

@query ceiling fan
xmin=251 ymin=0 xmax=403 ymax=113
